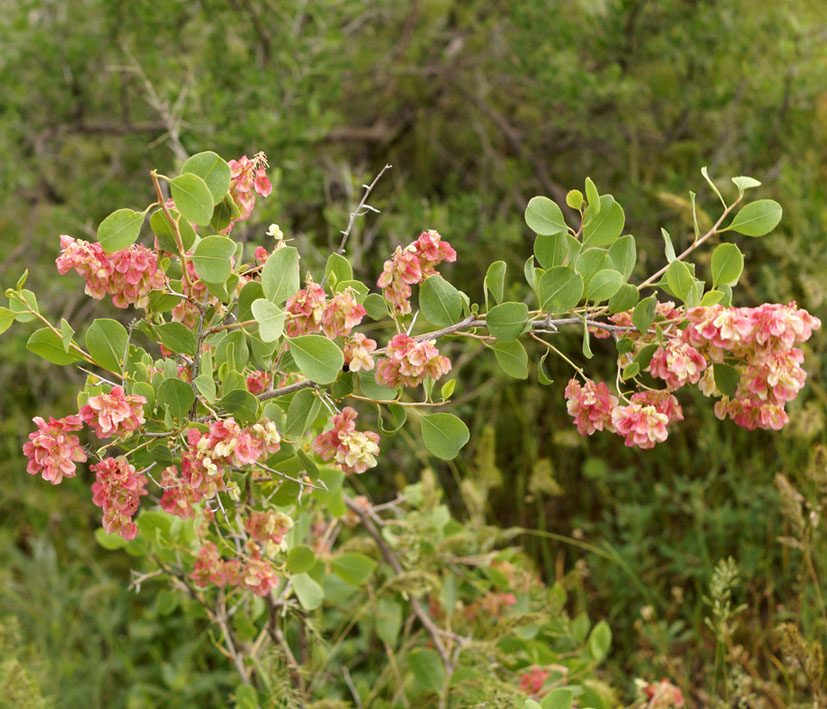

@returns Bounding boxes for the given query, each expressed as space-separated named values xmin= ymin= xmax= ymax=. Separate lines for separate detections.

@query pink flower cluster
xmin=190 ymin=541 xmax=280 ymax=597
xmin=312 ymin=407 xmax=380 ymax=474
xmin=227 ymin=152 xmax=272 ymax=225
xmin=90 ymin=457 xmax=148 ymax=540
xmin=246 ymin=370 xmax=272 ymax=395
xmin=519 ymin=666 xmax=550 ymax=695
xmin=636 ymin=677 xmax=685 ymax=708
xmin=190 ymin=542 xmax=241 ymax=588
xmin=56 ymin=235 xmax=166 ymax=309
xmin=377 ymin=230 xmax=457 ymax=315
xmin=23 ymin=415 xmax=87 ymax=485
xmin=565 ymin=379 xmax=684 ymax=449
xmin=245 ymin=509 xmax=293 ymax=553
xmin=159 ymin=465 xmax=203 ymax=519
xmin=564 ymin=378 xmax=618 ymax=435
xmin=683 ymin=302 xmax=820 ymax=431
xmin=343 ymin=332 xmax=377 ymax=372
xmin=79 ymin=386 xmax=146 ymax=439
xmin=285 ymin=278 xmax=366 ymax=339
xmin=376 ymin=334 xmax=452 ymax=389
xmin=181 ymin=418 xmax=281 ymax=499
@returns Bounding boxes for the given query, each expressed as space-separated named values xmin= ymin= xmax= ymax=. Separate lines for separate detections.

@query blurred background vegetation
xmin=1 ymin=0 xmax=826 ymax=705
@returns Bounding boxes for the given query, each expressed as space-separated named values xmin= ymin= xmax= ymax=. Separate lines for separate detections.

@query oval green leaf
xmin=419 ymin=275 xmax=462 ymax=328
xmin=261 ymin=246 xmax=300 ymax=305
xmin=711 ymin=242 xmax=744 ymax=287
xmin=156 ymin=377 xmax=195 ymax=420
xmin=85 ymin=318 xmax=128 ymax=373
xmin=251 ymin=298 xmax=286 ymax=343
xmin=191 ymin=235 xmax=236 ymax=284
xmin=525 ymin=196 xmax=567 ymax=235
xmin=288 ymin=335 xmax=344 ymax=385
xmin=537 ymin=266 xmax=583 ymax=313
xmin=420 ymin=413 xmax=470 ymax=460
xmin=181 ymin=151 xmax=231 ymax=204
xmin=727 ymin=199 xmax=782 ymax=237
xmin=170 ymin=173 xmax=214 ymax=226
xmin=26 ymin=328 xmax=84 ymax=365
xmin=97 ymin=208 xmax=144 ymax=252
xmin=486 ymin=301 xmax=528 ymax=342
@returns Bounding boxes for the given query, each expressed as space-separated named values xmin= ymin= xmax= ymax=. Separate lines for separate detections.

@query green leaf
xmin=574 ymin=248 xmax=607 ymax=281
xmin=711 ymin=242 xmax=744 ymax=287
xmin=534 ymin=232 xmax=577 ymax=270
xmin=0 ymin=307 xmax=15 ymax=335
xmin=525 ymin=196 xmax=567 ymax=235
xmin=170 ymin=173 xmax=214 ymax=226
xmin=588 ymin=619 xmax=612 ymax=661
xmin=27 ymin=328 xmax=84 ymax=365
xmin=632 ymin=296 xmax=656 ymax=334
xmin=156 ymin=377 xmax=195 ymax=420
xmin=286 ymin=545 xmax=316 ymax=574
xmin=537 ymin=267 xmax=583 ymax=313
xmin=193 ymin=374 xmax=216 ymax=403
xmin=261 ymin=247 xmax=300 ymax=305
xmin=666 ymin=260 xmax=693 ymax=302
xmin=489 ymin=340 xmax=528 ymax=379
xmin=537 ymin=351 xmax=553 ymax=385
xmin=97 ymin=208 xmax=145 ymax=252
xmin=8 ymin=289 xmax=38 ymax=322
xmin=661 ymin=227 xmax=677 ymax=263
xmin=582 ymin=318 xmax=593 ymax=359
xmin=622 ymin=361 xmax=640 ymax=381
xmin=181 ymin=151 xmax=231 ymax=203
xmin=419 ymin=275 xmax=462 ymax=327
xmin=376 ymin=597 xmax=402 ymax=646
xmin=608 ymin=283 xmax=639 ymax=313
xmin=484 ymin=261 xmax=507 ymax=306
xmin=218 ymin=389 xmax=259 ymax=423
xmin=210 ymin=200 xmax=233 ymax=232
xmin=156 ymin=322 xmax=197 ymax=356
xmin=325 ymin=253 xmax=353 ymax=286
xmin=714 ymin=363 xmax=740 ymax=397
xmin=701 ymin=166 xmax=726 ymax=208
xmin=689 ymin=190 xmax=700 ymax=239
xmin=95 ymin=528 xmax=128 ymax=550
xmin=288 ymin=335 xmax=343 ymax=385
xmin=607 ymin=234 xmax=636 ymax=280
xmin=284 ymin=388 xmax=322 ymax=438
xmin=378 ymin=402 xmax=407 ymax=435
xmin=726 ymin=199 xmax=783 ymax=237
xmin=700 ymin=289 xmax=726 ymax=306
xmin=731 ymin=175 xmax=761 ymax=195
xmin=408 ymin=648 xmax=445 ymax=694
xmin=292 ymin=573 xmax=324 ymax=610
xmin=235 ymin=685 xmax=259 ymax=709
xmin=149 ymin=208 xmax=196 ymax=252
xmin=364 ymin=292 xmax=389 ymax=320
xmin=86 ymin=318 xmax=128 ymax=373
xmin=541 ymin=688 xmax=573 ymax=709
xmin=59 ymin=318 xmax=75 ymax=353
xmin=251 ymin=298 xmax=286 ymax=343
xmin=586 ymin=269 xmax=624 ymax=302
xmin=634 ymin=343 xmax=659 ymax=370
xmin=191 ymin=236 xmax=236 ymax=283
xmin=486 ymin=302 xmax=528 ymax=341
xmin=331 ymin=553 xmax=377 ymax=586
xmin=584 ymin=177 xmax=600 ymax=213
xmin=565 ymin=189 xmax=583 ymax=210
xmin=582 ymin=195 xmax=624 ymax=248
xmin=421 ymin=413 xmax=470 ymax=460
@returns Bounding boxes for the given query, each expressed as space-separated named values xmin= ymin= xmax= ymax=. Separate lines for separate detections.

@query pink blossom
xmin=226 ymin=152 xmax=272 ymax=227
xmin=321 ymin=289 xmax=366 ymax=339
xmin=343 ymin=332 xmax=377 ymax=372
xmin=242 ymin=548 xmax=279 ymax=596
xmin=249 ymin=419 xmax=282 ymax=456
xmin=90 ymin=457 xmax=148 ymax=540
xmin=648 ymin=339 xmax=707 ymax=389
xmin=190 ymin=542 xmax=242 ymax=588
xmin=519 ymin=666 xmax=550 ymax=695
xmin=312 ymin=407 xmax=380 ymax=474
xmin=376 ymin=334 xmax=452 ymax=388
xmin=159 ymin=465 xmax=202 ymax=519
xmin=246 ymin=370 xmax=272 ymax=395
xmin=630 ymin=390 xmax=684 ymax=424
xmin=245 ymin=509 xmax=293 ymax=551
xmin=564 ymin=378 xmax=618 ymax=435
xmin=56 ymin=235 xmax=166 ymax=309
xmin=23 ymin=415 xmax=87 ymax=485
xmin=641 ymin=678 xmax=685 ymax=708
xmin=612 ymin=402 xmax=670 ymax=449
xmin=254 ymin=246 xmax=269 ymax=264
xmin=79 ymin=385 xmax=146 ymax=439
xmin=412 ymin=229 xmax=456 ymax=274
xmin=285 ymin=277 xmax=327 ymax=336
xmin=377 ymin=246 xmax=423 ymax=315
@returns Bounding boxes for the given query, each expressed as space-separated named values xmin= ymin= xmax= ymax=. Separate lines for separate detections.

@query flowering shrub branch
xmin=2 ymin=151 xmax=819 ymax=706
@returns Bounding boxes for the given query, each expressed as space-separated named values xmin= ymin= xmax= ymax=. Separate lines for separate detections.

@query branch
xmin=321 ymin=164 xmax=392 ymax=287
xmin=343 ymin=494 xmax=454 ymax=672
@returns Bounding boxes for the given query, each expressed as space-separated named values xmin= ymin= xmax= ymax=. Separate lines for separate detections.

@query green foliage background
xmin=1 ymin=0 xmax=825 ymax=705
